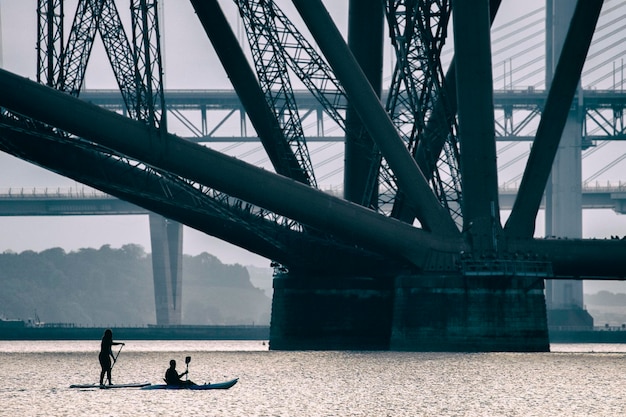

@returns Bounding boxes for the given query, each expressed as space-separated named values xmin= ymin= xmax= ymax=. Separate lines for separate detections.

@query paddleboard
xmin=141 ymin=378 xmax=238 ymax=390
xmin=69 ymin=382 xmax=151 ymax=389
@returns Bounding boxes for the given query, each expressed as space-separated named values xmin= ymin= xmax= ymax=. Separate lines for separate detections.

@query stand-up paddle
xmin=185 ymin=356 xmax=191 ymax=381
xmin=110 ymin=344 xmax=124 ymax=372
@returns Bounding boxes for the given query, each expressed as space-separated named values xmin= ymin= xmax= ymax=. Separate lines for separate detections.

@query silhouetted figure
xmin=165 ymin=359 xmax=195 ymax=386
xmin=99 ymin=329 xmax=125 ymax=386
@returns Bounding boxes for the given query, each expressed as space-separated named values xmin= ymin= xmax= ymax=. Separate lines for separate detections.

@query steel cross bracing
xmin=130 ymin=0 xmax=166 ymax=128
xmin=0 ymin=2 xmax=623 ymax=275
xmin=96 ymin=0 xmax=142 ymax=121
xmin=234 ymin=0 xmax=348 ymax=133
xmin=53 ymin=0 xmax=105 ymax=96
xmin=235 ymin=0 xmax=316 ymax=187
xmin=0 ymin=96 xmax=393 ymax=274
xmin=37 ymin=0 xmax=64 ymax=88
xmin=381 ymin=0 xmax=461 ymax=224
xmin=38 ymin=0 xmax=164 ymax=126
xmin=26 ymin=0 xmax=392 ymax=273
xmin=234 ymin=0 xmax=389 ymax=199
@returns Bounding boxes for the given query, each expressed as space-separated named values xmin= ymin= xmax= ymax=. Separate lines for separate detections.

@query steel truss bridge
xmin=81 ymin=88 xmax=626 ymax=144
xmin=0 ymin=0 xmax=625 ymax=350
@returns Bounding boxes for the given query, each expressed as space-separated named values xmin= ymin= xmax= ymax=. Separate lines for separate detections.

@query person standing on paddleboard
xmin=99 ymin=329 xmax=125 ymax=386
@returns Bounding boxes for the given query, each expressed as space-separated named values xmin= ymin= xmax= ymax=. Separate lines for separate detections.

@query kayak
xmin=70 ymin=382 xmax=151 ymax=389
xmin=141 ymin=378 xmax=238 ymax=390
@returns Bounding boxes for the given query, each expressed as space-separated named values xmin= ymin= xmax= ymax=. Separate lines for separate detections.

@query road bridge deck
xmin=1 ymin=183 xmax=625 ymax=215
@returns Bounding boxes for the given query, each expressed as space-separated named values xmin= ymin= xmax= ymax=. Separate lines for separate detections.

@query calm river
xmin=1 ymin=340 xmax=626 ymax=416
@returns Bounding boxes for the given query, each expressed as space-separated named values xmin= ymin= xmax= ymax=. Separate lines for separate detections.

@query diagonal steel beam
xmin=189 ymin=0 xmax=311 ymax=186
xmin=235 ymin=0 xmax=317 ymax=187
xmin=290 ymin=0 xmax=458 ymax=236
xmin=0 ymin=123 xmax=287 ymax=262
xmin=505 ymin=0 xmax=604 ymax=238
xmin=0 ymin=68 xmax=465 ymax=269
xmin=0 ymin=116 xmax=395 ymax=275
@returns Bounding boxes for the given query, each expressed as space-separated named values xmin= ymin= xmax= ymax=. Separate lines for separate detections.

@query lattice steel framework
xmin=130 ymin=0 xmax=166 ymax=128
xmin=233 ymin=0 xmax=463 ymax=224
xmin=27 ymin=0 xmax=376 ymax=270
xmin=37 ymin=0 xmax=165 ymax=126
xmin=1 ymin=0 xmax=621 ymax=282
xmin=383 ymin=0 xmax=462 ymax=225
xmin=235 ymin=0 xmax=316 ymax=187
xmin=36 ymin=0 xmax=64 ymax=87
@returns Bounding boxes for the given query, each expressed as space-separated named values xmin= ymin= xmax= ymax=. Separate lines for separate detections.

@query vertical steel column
xmin=452 ymin=0 xmax=500 ymax=251
xmin=415 ymin=0 xmax=502 ymax=182
xmin=344 ymin=0 xmax=383 ymax=207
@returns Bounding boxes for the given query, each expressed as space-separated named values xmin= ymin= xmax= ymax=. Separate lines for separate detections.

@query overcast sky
xmin=0 ymin=0 xmax=624 ymax=275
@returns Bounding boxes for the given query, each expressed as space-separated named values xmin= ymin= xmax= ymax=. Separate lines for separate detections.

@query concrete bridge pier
xmin=269 ymin=272 xmax=394 ymax=350
xmin=270 ymin=271 xmax=550 ymax=352
xmin=389 ymin=274 xmax=550 ymax=352
xmin=544 ymin=0 xmax=590 ymax=330
xmin=149 ymin=213 xmax=183 ymax=325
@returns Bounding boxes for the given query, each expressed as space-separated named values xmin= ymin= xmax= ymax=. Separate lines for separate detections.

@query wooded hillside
xmin=0 ymin=244 xmax=271 ymax=326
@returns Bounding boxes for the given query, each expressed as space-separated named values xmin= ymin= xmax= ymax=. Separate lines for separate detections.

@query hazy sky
xmin=0 ymin=0 xmax=624 ymax=274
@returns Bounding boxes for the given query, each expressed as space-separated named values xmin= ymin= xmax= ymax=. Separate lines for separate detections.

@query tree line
xmin=0 ymin=244 xmax=271 ymax=326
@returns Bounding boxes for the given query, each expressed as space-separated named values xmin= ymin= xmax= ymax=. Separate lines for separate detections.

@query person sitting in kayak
xmin=165 ymin=359 xmax=195 ymax=386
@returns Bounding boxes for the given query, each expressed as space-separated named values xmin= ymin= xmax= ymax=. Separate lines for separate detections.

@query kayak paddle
xmin=185 ymin=356 xmax=191 ymax=381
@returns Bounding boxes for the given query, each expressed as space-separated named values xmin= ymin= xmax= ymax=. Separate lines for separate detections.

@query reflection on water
xmin=1 ymin=341 xmax=626 ymax=416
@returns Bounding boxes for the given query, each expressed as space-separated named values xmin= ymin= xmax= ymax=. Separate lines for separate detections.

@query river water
xmin=1 ymin=340 xmax=626 ymax=416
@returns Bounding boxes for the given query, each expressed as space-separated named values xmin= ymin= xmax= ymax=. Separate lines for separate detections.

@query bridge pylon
xmin=149 ymin=213 xmax=183 ymax=325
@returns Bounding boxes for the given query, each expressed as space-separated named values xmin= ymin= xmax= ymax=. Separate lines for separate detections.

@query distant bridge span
xmin=81 ymin=88 xmax=626 ymax=144
xmin=0 ymin=184 xmax=625 ymax=216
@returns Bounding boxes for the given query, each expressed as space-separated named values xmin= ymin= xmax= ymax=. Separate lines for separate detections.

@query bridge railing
xmin=0 ymin=187 xmax=110 ymax=199
xmin=499 ymin=181 xmax=626 ymax=193
xmin=1 ymin=181 xmax=624 ymax=200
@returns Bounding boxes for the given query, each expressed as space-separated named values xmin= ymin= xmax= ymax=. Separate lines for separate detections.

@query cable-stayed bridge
xmin=0 ymin=0 xmax=625 ymax=351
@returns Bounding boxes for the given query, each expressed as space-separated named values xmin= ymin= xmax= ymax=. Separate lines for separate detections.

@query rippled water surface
xmin=2 ymin=341 xmax=626 ymax=416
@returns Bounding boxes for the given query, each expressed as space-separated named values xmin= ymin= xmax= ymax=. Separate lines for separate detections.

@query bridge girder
xmin=0 ymin=108 xmax=396 ymax=276
xmin=3 ymin=0 xmax=626 ymax=283
xmin=1 ymin=68 xmax=625 ymax=279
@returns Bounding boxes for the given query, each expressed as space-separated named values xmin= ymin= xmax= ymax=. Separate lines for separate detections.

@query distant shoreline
xmin=0 ymin=322 xmax=270 ymax=341
xmin=3 ymin=324 xmax=626 ymax=344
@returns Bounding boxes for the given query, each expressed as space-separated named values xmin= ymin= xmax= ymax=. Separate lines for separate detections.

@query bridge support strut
xmin=149 ymin=213 xmax=183 ymax=325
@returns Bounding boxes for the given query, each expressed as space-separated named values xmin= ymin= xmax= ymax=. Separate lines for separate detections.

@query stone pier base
xmin=269 ymin=272 xmax=550 ymax=352
xmin=269 ymin=273 xmax=393 ymax=350
xmin=390 ymin=274 xmax=550 ymax=352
